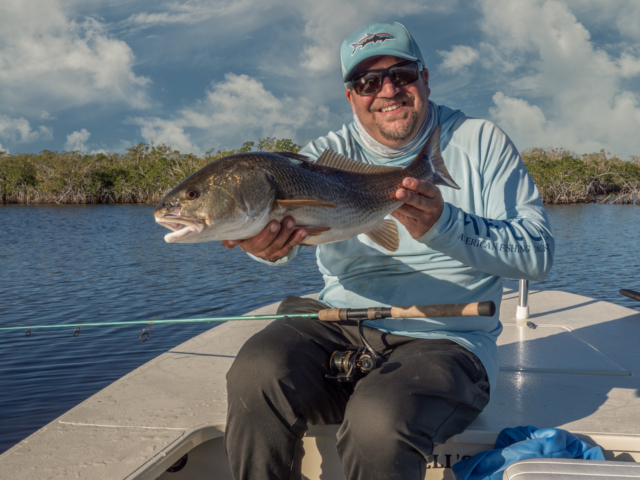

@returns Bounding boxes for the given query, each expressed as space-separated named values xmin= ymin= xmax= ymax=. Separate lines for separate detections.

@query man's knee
xmin=226 ymin=318 xmax=349 ymax=433
xmin=226 ymin=317 xmax=338 ymax=407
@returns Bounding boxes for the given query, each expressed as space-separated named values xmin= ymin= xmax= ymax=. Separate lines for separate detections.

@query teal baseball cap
xmin=341 ymin=22 xmax=425 ymax=82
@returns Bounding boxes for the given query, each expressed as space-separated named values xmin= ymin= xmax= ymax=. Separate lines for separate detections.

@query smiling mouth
xmin=155 ymin=215 xmax=206 ymax=243
xmin=380 ymin=102 xmax=406 ymax=113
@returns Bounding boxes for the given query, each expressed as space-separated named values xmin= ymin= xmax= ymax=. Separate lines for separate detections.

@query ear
xmin=345 ymin=88 xmax=357 ymax=114
xmin=421 ymin=68 xmax=429 ymax=85
xmin=421 ymin=68 xmax=430 ymax=98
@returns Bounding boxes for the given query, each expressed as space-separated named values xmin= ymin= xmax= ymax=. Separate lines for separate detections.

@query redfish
xmin=154 ymin=126 xmax=459 ymax=252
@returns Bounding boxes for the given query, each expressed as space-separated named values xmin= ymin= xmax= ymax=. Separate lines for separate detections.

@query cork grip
xmin=390 ymin=301 xmax=495 ymax=318
xmin=317 ymin=301 xmax=495 ymax=321
xmin=317 ymin=309 xmax=348 ymax=322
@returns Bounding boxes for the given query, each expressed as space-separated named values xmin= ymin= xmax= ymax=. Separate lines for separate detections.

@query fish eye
xmin=186 ymin=190 xmax=199 ymax=200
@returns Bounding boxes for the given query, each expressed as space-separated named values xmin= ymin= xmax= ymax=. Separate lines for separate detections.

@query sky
xmin=1 ymin=0 xmax=639 ymax=158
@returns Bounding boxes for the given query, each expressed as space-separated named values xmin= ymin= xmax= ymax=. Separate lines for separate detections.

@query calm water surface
xmin=1 ymin=203 xmax=640 ymax=453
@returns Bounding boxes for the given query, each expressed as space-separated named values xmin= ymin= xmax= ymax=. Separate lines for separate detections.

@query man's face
xmin=345 ymin=55 xmax=430 ymax=148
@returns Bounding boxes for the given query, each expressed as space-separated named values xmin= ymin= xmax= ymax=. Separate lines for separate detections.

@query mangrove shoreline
xmin=2 ymin=140 xmax=640 ymax=206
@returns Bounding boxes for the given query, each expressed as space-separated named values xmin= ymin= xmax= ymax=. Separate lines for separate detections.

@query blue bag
xmin=452 ymin=426 xmax=605 ymax=480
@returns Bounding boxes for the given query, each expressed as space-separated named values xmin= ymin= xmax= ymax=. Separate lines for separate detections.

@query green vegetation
xmin=2 ymin=140 xmax=639 ymax=205
xmin=522 ymin=148 xmax=640 ymax=204
xmin=0 ymin=138 xmax=300 ymax=205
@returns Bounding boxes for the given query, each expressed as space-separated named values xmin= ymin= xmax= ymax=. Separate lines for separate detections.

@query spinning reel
xmin=325 ymin=319 xmax=383 ymax=383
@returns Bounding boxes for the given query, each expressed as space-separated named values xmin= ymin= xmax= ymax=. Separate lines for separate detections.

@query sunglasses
xmin=347 ymin=61 xmax=422 ymax=96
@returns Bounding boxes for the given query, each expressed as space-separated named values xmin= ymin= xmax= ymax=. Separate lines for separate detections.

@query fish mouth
xmin=155 ymin=215 xmax=206 ymax=243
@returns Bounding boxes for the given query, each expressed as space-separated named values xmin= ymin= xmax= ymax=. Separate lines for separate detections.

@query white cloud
xmin=64 ymin=129 xmax=91 ymax=152
xmin=477 ymin=42 xmax=519 ymax=73
xmin=438 ymin=46 xmax=480 ymax=73
xmin=131 ymin=73 xmax=330 ymax=153
xmin=489 ymin=92 xmax=575 ymax=150
xmin=0 ymin=142 xmax=7 ymax=154
xmin=565 ymin=0 xmax=640 ymax=41
xmin=40 ymin=111 xmax=57 ymax=121
xmin=618 ymin=52 xmax=640 ymax=77
xmin=0 ymin=114 xmax=53 ymax=144
xmin=477 ymin=0 xmax=640 ymax=157
xmin=613 ymin=4 xmax=640 ymax=41
xmin=0 ymin=0 xmax=151 ymax=115
xmin=120 ymin=0 xmax=258 ymax=30
xmin=133 ymin=118 xmax=199 ymax=154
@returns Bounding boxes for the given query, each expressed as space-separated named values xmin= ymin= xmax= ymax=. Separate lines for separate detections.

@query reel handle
xmin=318 ymin=301 xmax=496 ymax=322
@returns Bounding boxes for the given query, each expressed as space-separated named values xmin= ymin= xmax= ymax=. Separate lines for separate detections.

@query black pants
xmin=225 ymin=296 xmax=490 ymax=480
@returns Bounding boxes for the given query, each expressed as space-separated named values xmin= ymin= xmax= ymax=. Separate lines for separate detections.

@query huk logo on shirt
xmin=350 ymin=33 xmax=396 ymax=55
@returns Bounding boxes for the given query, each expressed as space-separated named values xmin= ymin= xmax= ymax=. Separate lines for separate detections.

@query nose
xmin=167 ymin=203 xmax=182 ymax=215
xmin=156 ymin=201 xmax=182 ymax=215
xmin=378 ymin=75 xmax=400 ymax=97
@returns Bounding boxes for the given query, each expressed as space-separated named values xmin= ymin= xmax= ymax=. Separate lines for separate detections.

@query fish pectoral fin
xmin=315 ymin=149 xmax=401 ymax=174
xmin=364 ymin=219 xmax=399 ymax=252
xmin=300 ymin=225 xmax=332 ymax=237
xmin=276 ymin=199 xmax=337 ymax=211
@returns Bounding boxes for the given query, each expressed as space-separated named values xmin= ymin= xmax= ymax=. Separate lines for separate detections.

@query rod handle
xmin=390 ymin=301 xmax=495 ymax=319
xmin=620 ymin=289 xmax=640 ymax=302
xmin=317 ymin=301 xmax=496 ymax=322
xmin=318 ymin=309 xmax=348 ymax=321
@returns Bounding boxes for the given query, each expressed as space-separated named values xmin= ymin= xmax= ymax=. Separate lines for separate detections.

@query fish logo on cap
xmin=350 ymin=32 xmax=396 ymax=55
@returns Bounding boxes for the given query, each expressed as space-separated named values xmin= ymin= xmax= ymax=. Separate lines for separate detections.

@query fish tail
xmin=408 ymin=125 xmax=460 ymax=190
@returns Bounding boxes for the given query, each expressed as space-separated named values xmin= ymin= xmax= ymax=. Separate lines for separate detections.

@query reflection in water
xmin=1 ymin=203 xmax=639 ymax=453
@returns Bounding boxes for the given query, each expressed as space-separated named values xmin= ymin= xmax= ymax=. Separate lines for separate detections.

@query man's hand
xmin=221 ymin=216 xmax=307 ymax=261
xmin=391 ymin=177 xmax=444 ymax=239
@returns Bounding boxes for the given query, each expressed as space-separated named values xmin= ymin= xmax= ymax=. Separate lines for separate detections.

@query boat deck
xmin=2 ymin=281 xmax=640 ymax=479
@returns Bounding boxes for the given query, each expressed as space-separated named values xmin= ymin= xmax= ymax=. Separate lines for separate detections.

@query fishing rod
xmin=0 ymin=300 xmax=495 ymax=342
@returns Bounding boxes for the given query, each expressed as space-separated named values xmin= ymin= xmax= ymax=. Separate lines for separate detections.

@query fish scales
xmin=253 ymin=154 xmax=401 ymax=245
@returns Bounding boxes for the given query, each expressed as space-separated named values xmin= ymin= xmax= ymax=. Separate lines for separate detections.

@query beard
xmin=369 ymin=92 xmax=420 ymax=142
xmin=376 ymin=109 xmax=419 ymax=141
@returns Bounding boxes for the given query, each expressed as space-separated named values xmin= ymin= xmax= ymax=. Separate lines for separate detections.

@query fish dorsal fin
xmin=275 ymin=152 xmax=311 ymax=162
xmin=316 ymin=149 xmax=401 ymax=174
xmin=364 ymin=219 xmax=399 ymax=252
xmin=420 ymin=126 xmax=460 ymax=190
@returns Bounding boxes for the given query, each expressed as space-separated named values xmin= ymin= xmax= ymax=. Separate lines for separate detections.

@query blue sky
xmin=1 ymin=0 xmax=639 ymax=158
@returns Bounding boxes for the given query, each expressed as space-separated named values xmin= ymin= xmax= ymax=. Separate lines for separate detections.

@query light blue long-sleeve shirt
xmin=250 ymin=101 xmax=554 ymax=393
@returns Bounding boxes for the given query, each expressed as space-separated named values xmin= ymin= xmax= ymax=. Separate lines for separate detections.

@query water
xmin=1 ymin=203 xmax=640 ymax=454
xmin=536 ymin=204 xmax=640 ymax=300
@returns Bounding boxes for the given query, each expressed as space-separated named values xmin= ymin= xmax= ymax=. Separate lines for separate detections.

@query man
xmin=222 ymin=21 xmax=554 ymax=480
